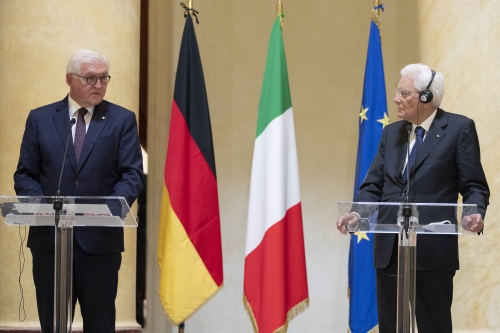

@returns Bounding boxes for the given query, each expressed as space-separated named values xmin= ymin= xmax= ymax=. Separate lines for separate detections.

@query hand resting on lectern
xmin=336 ymin=212 xmax=360 ymax=235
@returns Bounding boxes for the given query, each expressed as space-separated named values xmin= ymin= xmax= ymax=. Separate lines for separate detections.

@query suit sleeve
xmin=355 ymin=126 xmax=387 ymax=202
xmin=14 ymin=111 xmax=45 ymax=196
xmin=457 ymin=119 xmax=490 ymax=217
xmin=111 ymin=111 xmax=144 ymax=207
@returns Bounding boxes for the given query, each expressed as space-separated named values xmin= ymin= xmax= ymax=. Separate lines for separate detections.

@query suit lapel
xmin=77 ymin=100 xmax=110 ymax=172
xmin=396 ymin=122 xmax=410 ymax=181
xmin=410 ymin=108 xmax=447 ymax=175
xmin=53 ymin=97 xmax=78 ymax=172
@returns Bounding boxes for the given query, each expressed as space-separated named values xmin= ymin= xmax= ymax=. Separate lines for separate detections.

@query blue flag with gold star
xmin=348 ymin=14 xmax=388 ymax=333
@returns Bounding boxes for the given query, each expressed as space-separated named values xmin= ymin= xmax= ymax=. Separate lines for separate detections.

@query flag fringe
xmin=243 ymin=295 xmax=258 ymax=333
xmin=371 ymin=8 xmax=381 ymax=27
xmin=160 ymin=281 xmax=224 ymax=326
xmin=243 ymin=295 xmax=309 ymax=333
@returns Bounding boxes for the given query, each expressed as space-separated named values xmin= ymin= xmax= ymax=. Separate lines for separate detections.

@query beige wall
xmin=144 ymin=0 xmax=174 ymax=331
xmin=418 ymin=0 xmax=500 ymax=331
xmin=0 ymin=0 xmax=140 ymax=330
xmin=145 ymin=0 xmax=420 ymax=332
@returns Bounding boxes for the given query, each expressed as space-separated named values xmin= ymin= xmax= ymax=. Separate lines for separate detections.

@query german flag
xmin=157 ymin=13 xmax=223 ymax=325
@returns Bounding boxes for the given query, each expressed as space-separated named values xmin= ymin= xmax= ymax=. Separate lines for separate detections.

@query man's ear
xmin=66 ymin=73 xmax=73 ymax=85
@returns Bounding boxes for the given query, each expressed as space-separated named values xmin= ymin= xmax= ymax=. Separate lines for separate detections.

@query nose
xmin=94 ymin=79 xmax=102 ymax=88
xmin=393 ymin=95 xmax=401 ymax=104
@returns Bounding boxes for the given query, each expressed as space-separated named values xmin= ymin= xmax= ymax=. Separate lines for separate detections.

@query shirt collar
xmin=412 ymin=108 xmax=437 ymax=133
xmin=68 ymin=95 xmax=95 ymax=118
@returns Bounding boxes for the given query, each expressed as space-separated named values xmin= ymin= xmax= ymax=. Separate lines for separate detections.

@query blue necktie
xmin=403 ymin=126 xmax=425 ymax=182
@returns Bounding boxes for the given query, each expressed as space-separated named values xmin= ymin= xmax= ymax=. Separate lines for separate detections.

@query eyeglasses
xmin=394 ymin=89 xmax=417 ymax=99
xmin=71 ymin=73 xmax=111 ymax=85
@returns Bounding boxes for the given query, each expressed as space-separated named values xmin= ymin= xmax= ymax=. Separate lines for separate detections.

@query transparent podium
xmin=0 ymin=195 xmax=138 ymax=333
xmin=337 ymin=201 xmax=477 ymax=333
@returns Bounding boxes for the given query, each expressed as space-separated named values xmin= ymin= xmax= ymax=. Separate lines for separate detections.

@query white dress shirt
xmin=402 ymin=108 xmax=437 ymax=173
xmin=67 ymin=95 xmax=95 ymax=143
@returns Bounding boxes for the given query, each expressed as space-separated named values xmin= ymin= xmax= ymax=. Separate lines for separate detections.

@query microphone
xmin=402 ymin=123 xmax=413 ymax=238
xmin=404 ymin=124 xmax=412 ymax=202
xmin=53 ymin=118 xmax=76 ymax=227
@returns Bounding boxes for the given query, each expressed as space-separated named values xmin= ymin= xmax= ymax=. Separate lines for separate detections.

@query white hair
xmin=66 ymin=49 xmax=110 ymax=74
xmin=401 ymin=63 xmax=444 ymax=108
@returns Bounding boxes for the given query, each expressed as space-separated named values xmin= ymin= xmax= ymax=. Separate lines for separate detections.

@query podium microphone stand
xmin=53 ymin=195 xmax=73 ymax=333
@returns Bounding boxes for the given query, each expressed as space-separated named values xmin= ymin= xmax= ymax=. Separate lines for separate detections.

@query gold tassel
xmin=244 ymin=295 xmax=310 ymax=333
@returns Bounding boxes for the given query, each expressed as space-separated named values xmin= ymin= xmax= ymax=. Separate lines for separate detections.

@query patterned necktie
xmin=74 ymin=108 xmax=87 ymax=165
xmin=403 ymin=126 xmax=425 ymax=182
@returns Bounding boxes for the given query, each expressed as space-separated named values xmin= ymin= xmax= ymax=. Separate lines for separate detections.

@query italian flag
xmin=157 ymin=13 xmax=223 ymax=325
xmin=243 ymin=15 xmax=309 ymax=333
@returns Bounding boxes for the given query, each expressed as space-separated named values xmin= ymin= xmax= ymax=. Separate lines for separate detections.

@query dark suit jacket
xmin=356 ymin=108 xmax=489 ymax=271
xmin=14 ymin=96 xmax=143 ymax=254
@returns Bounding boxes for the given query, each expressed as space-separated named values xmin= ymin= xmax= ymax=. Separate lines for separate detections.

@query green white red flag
xmin=243 ymin=14 xmax=309 ymax=333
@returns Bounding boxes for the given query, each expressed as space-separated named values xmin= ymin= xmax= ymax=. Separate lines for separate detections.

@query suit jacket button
xmin=75 ymin=181 xmax=79 ymax=185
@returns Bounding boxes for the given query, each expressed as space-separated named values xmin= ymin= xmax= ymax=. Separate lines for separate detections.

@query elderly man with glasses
xmin=14 ymin=49 xmax=143 ymax=333
xmin=337 ymin=63 xmax=489 ymax=332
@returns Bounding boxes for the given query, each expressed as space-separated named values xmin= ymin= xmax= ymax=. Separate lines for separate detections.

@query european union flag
xmin=348 ymin=13 xmax=388 ymax=333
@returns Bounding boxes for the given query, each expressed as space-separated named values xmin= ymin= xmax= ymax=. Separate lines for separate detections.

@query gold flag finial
xmin=277 ymin=0 xmax=283 ymax=29
xmin=180 ymin=1 xmax=199 ymax=24
xmin=371 ymin=0 xmax=384 ymax=27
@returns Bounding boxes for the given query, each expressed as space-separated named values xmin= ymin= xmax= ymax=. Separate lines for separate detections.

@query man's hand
xmin=461 ymin=213 xmax=484 ymax=233
xmin=336 ymin=212 xmax=359 ymax=235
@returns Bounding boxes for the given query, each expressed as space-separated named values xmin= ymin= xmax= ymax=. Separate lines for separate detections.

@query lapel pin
xmin=437 ymin=134 xmax=440 ymax=138
xmin=102 ymin=116 xmax=105 ymax=120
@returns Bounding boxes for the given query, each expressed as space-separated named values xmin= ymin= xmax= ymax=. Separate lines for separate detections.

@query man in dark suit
xmin=14 ymin=49 xmax=143 ymax=333
xmin=337 ymin=63 xmax=489 ymax=332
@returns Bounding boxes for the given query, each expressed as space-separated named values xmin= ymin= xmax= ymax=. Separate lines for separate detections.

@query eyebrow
xmin=82 ymin=72 xmax=109 ymax=76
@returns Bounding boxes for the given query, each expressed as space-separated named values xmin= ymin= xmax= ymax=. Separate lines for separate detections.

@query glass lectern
xmin=1 ymin=195 xmax=138 ymax=333
xmin=337 ymin=201 xmax=477 ymax=333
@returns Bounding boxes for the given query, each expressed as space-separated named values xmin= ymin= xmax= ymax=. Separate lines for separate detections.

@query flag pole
xmin=277 ymin=0 xmax=283 ymax=29
xmin=182 ymin=4 xmax=191 ymax=333
xmin=179 ymin=4 xmax=191 ymax=333
xmin=372 ymin=0 xmax=382 ymax=27
xmin=181 ymin=6 xmax=191 ymax=321
xmin=187 ymin=0 xmax=193 ymax=19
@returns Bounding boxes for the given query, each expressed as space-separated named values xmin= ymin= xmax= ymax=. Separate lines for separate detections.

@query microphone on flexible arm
xmin=53 ymin=118 xmax=76 ymax=228
xmin=402 ymin=123 xmax=413 ymax=238
xmin=404 ymin=123 xmax=412 ymax=203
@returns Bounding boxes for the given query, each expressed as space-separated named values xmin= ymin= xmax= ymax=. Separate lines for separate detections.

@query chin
xmin=90 ymin=97 xmax=103 ymax=106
